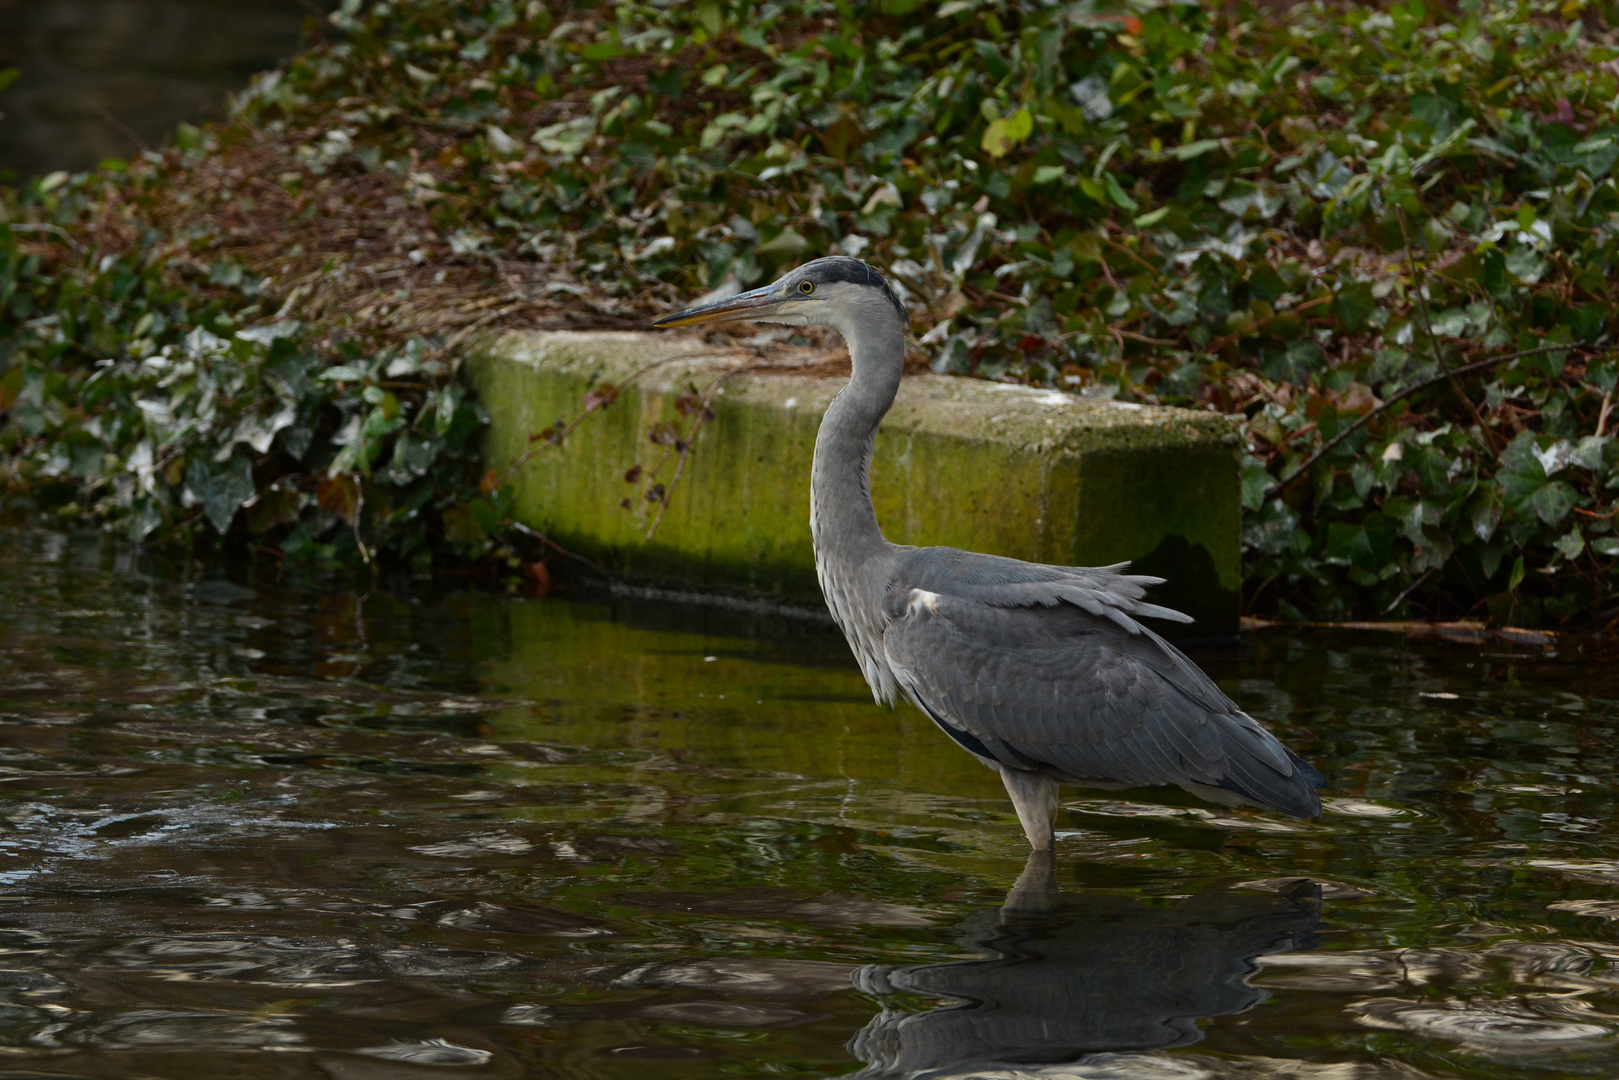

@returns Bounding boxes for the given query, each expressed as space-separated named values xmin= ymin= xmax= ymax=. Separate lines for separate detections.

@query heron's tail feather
xmin=1205 ymin=716 xmax=1323 ymax=818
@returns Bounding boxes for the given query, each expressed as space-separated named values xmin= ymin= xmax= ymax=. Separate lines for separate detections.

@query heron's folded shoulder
xmin=887 ymin=546 xmax=1192 ymax=634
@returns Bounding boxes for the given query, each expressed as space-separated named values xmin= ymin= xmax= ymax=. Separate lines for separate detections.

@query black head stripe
xmin=801 ymin=256 xmax=907 ymax=324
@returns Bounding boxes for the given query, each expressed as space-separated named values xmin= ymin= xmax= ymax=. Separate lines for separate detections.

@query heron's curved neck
xmin=811 ymin=309 xmax=905 ymax=568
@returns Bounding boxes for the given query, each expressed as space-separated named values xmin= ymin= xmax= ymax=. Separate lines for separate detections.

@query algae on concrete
xmin=467 ymin=330 xmax=1241 ymax=633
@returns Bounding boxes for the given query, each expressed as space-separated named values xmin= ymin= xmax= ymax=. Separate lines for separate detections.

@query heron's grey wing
xmin=881 ymin=590 xmax=1321 ymax=818
xmin=895 ymin=546 xmax=1194 ymax=633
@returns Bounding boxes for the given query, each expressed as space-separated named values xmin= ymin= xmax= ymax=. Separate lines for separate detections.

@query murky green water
xmin=0 ymin=0 xmax=327 ymax=176
xmin=1 ymin=529 xmax=1618 ymax=1078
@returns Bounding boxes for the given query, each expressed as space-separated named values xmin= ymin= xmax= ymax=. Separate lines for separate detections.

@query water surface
xmin=0 ymin=0 xmax=327 ymax=176
xmin=1 ymin=529 xmax=1617 ymax=1078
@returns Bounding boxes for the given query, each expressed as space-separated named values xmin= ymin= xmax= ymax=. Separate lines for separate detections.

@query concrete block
xmin=466 ymin=331 xmax=1241 ymax=633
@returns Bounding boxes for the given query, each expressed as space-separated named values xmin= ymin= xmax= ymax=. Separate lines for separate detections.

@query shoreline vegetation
xmin=0 ymin=0 xmax=1615 ymax=628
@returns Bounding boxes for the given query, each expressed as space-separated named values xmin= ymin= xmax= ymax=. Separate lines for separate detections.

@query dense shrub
xmin=0 ymin=178 xmax=490 ymax=568
xmin=2 ymin=0 xmax=1616 ymax=623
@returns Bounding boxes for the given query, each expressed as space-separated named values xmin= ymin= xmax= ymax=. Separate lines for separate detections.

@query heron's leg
xmin=995 ymin=765 xmax=1060 ymax=851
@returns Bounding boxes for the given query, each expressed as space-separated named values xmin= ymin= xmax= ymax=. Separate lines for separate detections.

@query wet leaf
xmin=247 ymin=484 xmax=305 ymax=533
xmin=317 ymin=474 xmax=360 ymax=521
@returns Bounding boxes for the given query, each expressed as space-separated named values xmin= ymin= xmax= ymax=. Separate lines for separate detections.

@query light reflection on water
xmin=0 ymin=528 xmax=1617 ymax=1078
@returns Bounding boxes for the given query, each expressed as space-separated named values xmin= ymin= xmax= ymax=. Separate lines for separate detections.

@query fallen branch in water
xmin=1241 ymin=615 xmax=1557 ymax=648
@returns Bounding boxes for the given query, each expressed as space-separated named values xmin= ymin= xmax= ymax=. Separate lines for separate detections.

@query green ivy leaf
xmin=1530 ymin=480 xmax=1578 ymax=526
xmin=1169 ymin=138 xmax=1222 ymax=160
xmin=1324 ymin=522 xmax=1373 ymax=566
xmin=1240 ymin=461 xmax=1272 ymax=511
xmin=1470 ymin=487 xmax=1503 ymax=542
xmin=185 ymin=453 xmax=256 ymax=534
xmin=1332 ymin=281 xmax=1376 ymax=332
xmin=1102 ymin=173 xmax=1139 ymax=212
xmin=1554 ymin=527 xmax=1584 ymax=561
xmin=469 ymin=496 xmax=503 ymax=535
xmin=980 ymin=107 xmax=1033 ymax=158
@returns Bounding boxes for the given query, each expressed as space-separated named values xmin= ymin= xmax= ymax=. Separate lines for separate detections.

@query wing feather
xmin=895 ymin=547 xmax=1197 ymax=632
xmin=881 ymin=587 xmax=1321 ymax=818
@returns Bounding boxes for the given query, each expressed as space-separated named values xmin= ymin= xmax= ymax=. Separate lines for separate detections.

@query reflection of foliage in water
xmin=3 ymin=1 xmax=1619 ymax=620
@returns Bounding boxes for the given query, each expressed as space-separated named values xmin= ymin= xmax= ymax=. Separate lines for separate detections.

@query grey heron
xmin=654 ymin=256 xmax=1324 ymax=849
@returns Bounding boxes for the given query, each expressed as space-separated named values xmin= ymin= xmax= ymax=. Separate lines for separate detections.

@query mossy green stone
xmin=467 ymin=331 xmax=1241 ymax=633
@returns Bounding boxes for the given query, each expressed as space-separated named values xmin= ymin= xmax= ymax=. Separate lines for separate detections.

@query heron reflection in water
xmin=655 ymin=258 xmax=1324 ymax=849
xmin=846 ymin=855 xmax=1319 ymax=1079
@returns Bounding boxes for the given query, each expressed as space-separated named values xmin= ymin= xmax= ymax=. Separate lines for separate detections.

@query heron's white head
xmin=653 ymin=257 xmax=907 ymax=354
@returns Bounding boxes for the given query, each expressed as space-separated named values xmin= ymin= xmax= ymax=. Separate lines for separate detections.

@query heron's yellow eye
xmin=798 ymin=280 xmax=815 ymax=294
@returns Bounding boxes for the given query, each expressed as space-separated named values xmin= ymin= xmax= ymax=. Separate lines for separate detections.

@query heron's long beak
xmin=652 ymin=284 xmax=789 ymax=328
